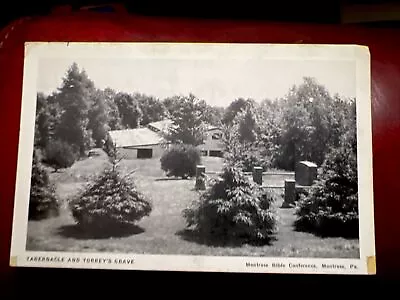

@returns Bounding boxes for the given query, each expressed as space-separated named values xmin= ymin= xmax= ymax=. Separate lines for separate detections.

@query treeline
xmin=35 ymin=62 xmax=356 ymax=173
xmin=222 ymin=77 xmax=356 ymax=171
xmin=34 ymin=62 xmax=224 ymax=168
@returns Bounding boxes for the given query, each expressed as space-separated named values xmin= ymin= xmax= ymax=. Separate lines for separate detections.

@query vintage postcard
xmin=9 ymin=42 xmax=375 ymax=274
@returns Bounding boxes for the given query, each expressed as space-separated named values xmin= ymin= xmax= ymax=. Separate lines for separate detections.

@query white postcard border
xmin=9 ymin=42 xmax=376 ymax=275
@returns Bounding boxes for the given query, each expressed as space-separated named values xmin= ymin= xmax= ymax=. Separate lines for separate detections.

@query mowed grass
xmin=26 ymin=152 xmax=359 ymax=258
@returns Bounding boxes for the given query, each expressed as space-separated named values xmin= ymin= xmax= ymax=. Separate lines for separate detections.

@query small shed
xmin=108 ymin=127 xmax=168 ymax=159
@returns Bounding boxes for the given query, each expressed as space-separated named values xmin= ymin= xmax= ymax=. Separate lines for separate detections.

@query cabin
xmin=108 ymin=125 xmax=170 ymax=159
xmin=197 ymin=125 xmax=224 ymax=157
xmin=108 ymin=119 xmax=224 ymax=159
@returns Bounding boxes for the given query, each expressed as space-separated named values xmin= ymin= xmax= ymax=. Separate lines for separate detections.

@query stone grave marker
xmin=253 ymin=166 xmax=263 ymax=185
xmin=195 ymin=165 xmax=206 ymax=190
xmin=295 ymin=161 xmax=317 ymax=186
xmin=282 ymin=179 xmax=296 ymax=208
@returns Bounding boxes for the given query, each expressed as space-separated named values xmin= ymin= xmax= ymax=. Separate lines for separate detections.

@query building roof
xmin=298 ymin=161 xmax=317 ymax=167
xmin=147 ymin=119 xmax=219 ymax=133
xmin=147 ymin=119 xmax=175 ymax=132
xmin=205 ymin=124 xmax=220 ymax=131
xmin=108 ymin=127 xmax=165 ymax=148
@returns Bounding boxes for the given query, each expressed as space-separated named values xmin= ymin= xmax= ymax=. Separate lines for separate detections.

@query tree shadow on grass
xmin=176 ymin=229 xmax=276 ymax=248
xmin=57 ymin=223 xmax=145 ymax=240
xmin=292 ymin=219 xmax=359 ymax=240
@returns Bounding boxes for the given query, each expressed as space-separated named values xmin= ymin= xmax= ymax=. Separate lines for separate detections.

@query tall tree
xmin=276 ymin=77 xmax=337 ymax=170
xmin=203 ymin=105 xmax=225 ymax=127
xmin=55 ymin=62 xmax=95 ymax=156
xmin=103 ymin=87 xmax=123 ymax=130
xmin=137 ymin=94 xmax=167 ymax=126
xmin=114 ymin=92 xmax=142 ymax=129
xmin=165 ymin=93 xmax=207 ymax=146
xmin=34 ymin=92 xmax=50 ymax=149
xmin=88 ymin=89 xmax=110 ymax=147
xmin=236 ymin=104 xmax=258 ymax=143
xmin=222 ymin=98 xmax=255 ymax=125
xmin=162 ymin=95 xmax=182 ymax=118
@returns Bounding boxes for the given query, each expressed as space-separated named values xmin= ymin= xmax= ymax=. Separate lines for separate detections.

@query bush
xmin=69 ymin=162 xmax=152 ymax=231
xmin=233 ymin=143 xmax=270 ymax=172
xmin=29 ymin=150 xmax=59 ymax=220
xmin=43 ymin=139 xmax=78 ymax=171
xmin=160 ymin=144 xmax=201 ymax=179
xmin=183 ymin=163 xmax=277 ymax=243
xmin=294 ymin=146 xmax=359 ymax=238
xmin=102 ymin=134 xmax=117 ymax=159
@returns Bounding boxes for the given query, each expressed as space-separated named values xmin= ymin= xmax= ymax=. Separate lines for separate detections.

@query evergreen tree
xmin=183 ymin=162 xmax=277 ymax=243
xmin=29 ymin=150 xmax=59 ymax=220
xmin=236 ymin=103 xmax=258 ymax=143
xmin=34 ymin=92 xmax=51 ymax=149
xmin=294 ymin=100 xmax=359 ymax=238
xmin=88 ymin=89 xmax=110 ymax=147
xmin=69 ymin=149 xmax=152 ymax=231
xmin=103 ymin=87 xmax=123 ymax=130
xmin=55 ymin=62 xmax=95 ymax=156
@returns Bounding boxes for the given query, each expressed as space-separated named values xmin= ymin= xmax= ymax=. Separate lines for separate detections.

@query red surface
xmin=1 ymin=9 xmax=399 ymax=280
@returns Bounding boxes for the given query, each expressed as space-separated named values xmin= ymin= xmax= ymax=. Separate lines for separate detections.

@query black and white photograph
xmin=9 ymin=42 xmax=375 ymax=274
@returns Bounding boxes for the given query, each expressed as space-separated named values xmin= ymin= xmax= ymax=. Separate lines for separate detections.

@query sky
xmin=37 ymin=57 xmax=356 ymax=108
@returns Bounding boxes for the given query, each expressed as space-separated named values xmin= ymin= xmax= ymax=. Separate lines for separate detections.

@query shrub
xmin=69 ymin=162 xmax=152 ymax=231
xmin=160 ymin=144 xmax=201 ymax=179
xmin=102 ymin=134 xmax=117 ymax=159
xmin=29 ymin=150 xmax=59 ymax=220
xmin=294 ymin=146 xmax=359 ymax=238
xmin=234 ymin=143 xmax=270 ymax=172
xmin=183 ymin=163 xmax=277 ymax=243
xmin=43 ymin=139 xmax=78 ymax=171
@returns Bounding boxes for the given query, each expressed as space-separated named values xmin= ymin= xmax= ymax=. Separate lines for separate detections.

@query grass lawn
xmin=26 ymin=153 xmax=359 ymax=258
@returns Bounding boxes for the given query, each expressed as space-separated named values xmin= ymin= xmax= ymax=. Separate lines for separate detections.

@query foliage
xmin=34 ymin=92 xmax=51 ymax=149
xmin=294 ymin=143 xmax=359 ymax=238
xmin=114 ymin=92 xmax=142 ymax=129
xmin=69 ymin=158 xmax=152 ymax=231
xmin=274 ymin=77 xmax=353 ymax=170
xmin=160 ymin=144 xmax=201 ymax=179
xmin=236 ymin=104 xmax=258 ymax=143
xmin=103 ymin=87 xmax=123 ymax=130
xmin=222 ymin=98 xmax=255 ymax=125
xmin=34 ymin=92 xmax=63 ymax=150
xmin=102 ymin=133 xmax=118 ymax=159
xmin=29 ymin=150 xmax=59 ymax=220
xmin=88 ymin=89 xmax=111 ymax=147
xmin=183 ymin=163 xmax=277 ymax=243
xmin=55 ymin=62 xmax=95 ymax=156
xmin=221 ymin=108 xmax=270 ymax=172
xmin=43 ymin=139 xmax=78 ymax=171
xmin=163 ymin=94 xmax=207 ymax=146
xmin=138 ymin=94 xmax=167 ymax=125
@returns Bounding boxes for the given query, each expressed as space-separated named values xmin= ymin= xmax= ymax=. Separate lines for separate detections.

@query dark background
xmin=1 ymin=0 xmax=400 ymax=296
xmin=2 ymin=0 xmax=400 ymax=27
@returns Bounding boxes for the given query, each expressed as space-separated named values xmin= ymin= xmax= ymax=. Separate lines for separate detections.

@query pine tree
xmin=294 ymin=102 xmax=359 ymax=238
xmin=69 ymin=147 xmax=152 ymax=231
xmin=55 ymin=62 xmax=95 ymax=156
xmin=183 ymin=162 xmax=277 ymax=243
xmin=34 ymin=92 xmax=51 ymax=149
xmin=88 ymin=89 xmax=110 ymax=147
xmin=29 ymin=150 xmax=59 ymax=220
